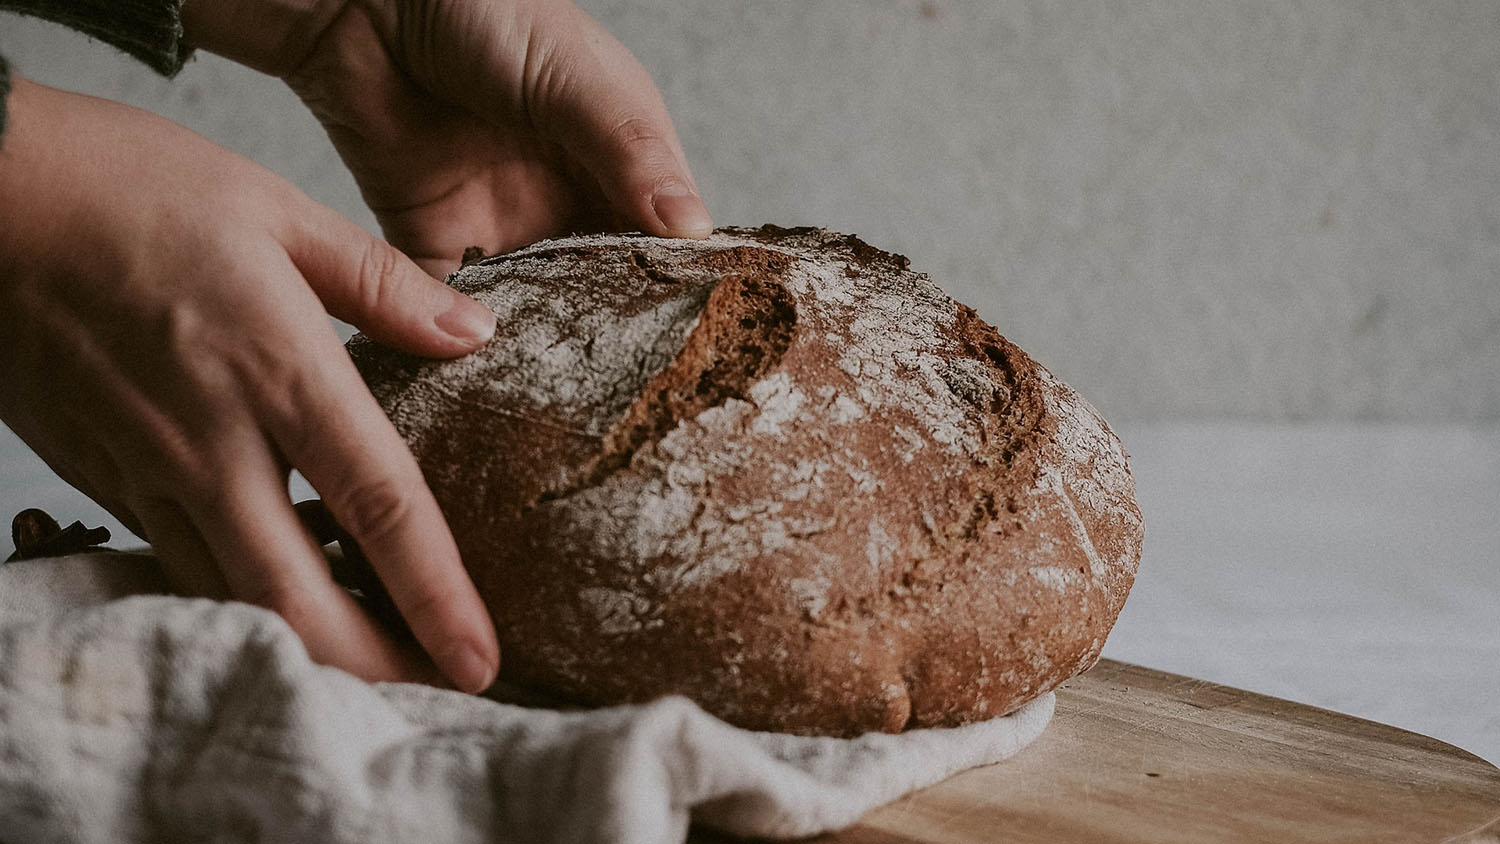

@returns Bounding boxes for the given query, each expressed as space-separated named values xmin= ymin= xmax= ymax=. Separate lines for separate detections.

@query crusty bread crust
xmin=349 ymin=226 xmax=1143 ymax=736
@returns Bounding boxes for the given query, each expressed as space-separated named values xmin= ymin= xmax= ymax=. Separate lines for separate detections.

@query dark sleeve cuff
xmin=0 ymin=0 xmax=192 ymax=77
xmin=0 ymin=55 xmax=11 ymax=140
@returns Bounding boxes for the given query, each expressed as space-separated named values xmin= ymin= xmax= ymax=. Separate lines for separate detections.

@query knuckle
xmin=149 ymin=435 xmax=227 ymax=502
xmin=233 ymin=326 xmax=306 ymax=395
xmin=354 ymin=240 xmax=408 ymax=317
xmin=265 ymin=370 xmax=326 ymax=464
xmin=328 ymin=476 xmax=416 ymax=546
xmin=156 ymin=299 xmax=210 ymax=365
xmin=605 ymin=115 xmax=668 ymax=155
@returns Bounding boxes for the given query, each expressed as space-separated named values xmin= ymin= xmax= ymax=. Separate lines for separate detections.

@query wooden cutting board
xmin=698 ymin=659 xmax=1500 ymax=843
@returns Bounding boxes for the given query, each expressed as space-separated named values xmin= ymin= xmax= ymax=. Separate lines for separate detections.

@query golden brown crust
xmin=349 ymin=226 xmax=1144 ymax=736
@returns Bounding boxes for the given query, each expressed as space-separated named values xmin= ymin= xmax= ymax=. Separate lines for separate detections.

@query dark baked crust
xmin=349 ymin=226 xmax=1144 ymax=736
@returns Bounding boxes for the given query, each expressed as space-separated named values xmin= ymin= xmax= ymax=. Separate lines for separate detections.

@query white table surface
xmin=1104 ymin=423 xmax=1499 ymax=767
xmin=2 ymin=422 xmax=1496 ymax=765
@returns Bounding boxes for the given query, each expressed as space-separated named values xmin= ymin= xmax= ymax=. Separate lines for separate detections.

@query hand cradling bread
xmin=348 ymin=226 xmax=1143 ymax=736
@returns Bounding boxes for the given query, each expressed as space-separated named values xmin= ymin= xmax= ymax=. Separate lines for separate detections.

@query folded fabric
xmin=0 ymin=553 xmax=1053 ymax=843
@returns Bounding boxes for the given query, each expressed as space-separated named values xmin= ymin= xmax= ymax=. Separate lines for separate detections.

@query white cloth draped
xmin=0 ymin=553 xmax=1051 ymax=844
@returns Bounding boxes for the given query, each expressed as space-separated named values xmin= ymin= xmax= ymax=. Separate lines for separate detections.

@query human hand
xmin=184 ymin=0 xmax=713 ymax=277
xmin=0 ymin=78 xmax=500 ymax=692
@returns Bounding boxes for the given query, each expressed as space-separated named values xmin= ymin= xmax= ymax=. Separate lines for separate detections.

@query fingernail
xmin=435 ymin=297 xmax=496 ymax=345
xmin=652 ymin=188 xmax=714 ymax=238
xmin=445 ymin=642 xmax=497 ymax=694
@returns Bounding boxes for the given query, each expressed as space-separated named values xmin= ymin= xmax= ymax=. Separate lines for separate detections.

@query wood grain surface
xmin=697 ymin=659 xmax=1500 ymax=843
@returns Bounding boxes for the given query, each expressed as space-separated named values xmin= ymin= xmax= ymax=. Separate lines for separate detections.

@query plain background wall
xmin=2 ymin=1 xmax=1497 ymax=424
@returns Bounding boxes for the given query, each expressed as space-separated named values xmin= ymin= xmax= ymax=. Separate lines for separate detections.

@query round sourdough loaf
xmin=348 ymin=226 xmax=1143 ymax=736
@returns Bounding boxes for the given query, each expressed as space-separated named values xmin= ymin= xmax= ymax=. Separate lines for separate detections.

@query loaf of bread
xmin=348 ymin=226 xmax=1143 ymax=736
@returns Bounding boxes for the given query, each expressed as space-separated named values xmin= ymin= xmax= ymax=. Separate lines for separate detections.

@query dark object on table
xmin=7 ymin=507 xmax=111 ymax=562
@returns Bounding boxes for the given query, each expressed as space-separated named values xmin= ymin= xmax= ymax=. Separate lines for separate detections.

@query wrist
xmin=0 ymin=80 xmax=156 ymax=299
xmin=0 ymin=79 xmax=69 ymax=271
xmin=180 ymin=0 xmax=350 ymax=76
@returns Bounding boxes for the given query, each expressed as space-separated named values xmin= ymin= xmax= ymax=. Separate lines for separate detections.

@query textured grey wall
xmin=3 ymin=1 xmax=1497 ymax=422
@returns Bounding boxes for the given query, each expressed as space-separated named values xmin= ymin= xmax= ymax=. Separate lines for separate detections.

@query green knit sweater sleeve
xmin=0 ymin=0 xmax=193 ymax=77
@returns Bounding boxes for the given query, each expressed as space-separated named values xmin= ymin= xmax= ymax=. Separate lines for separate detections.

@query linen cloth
xmin=0 ymin=552 xmax=1053 ymax=844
